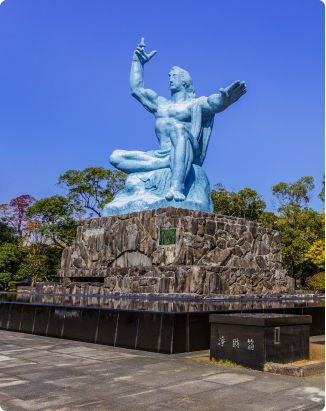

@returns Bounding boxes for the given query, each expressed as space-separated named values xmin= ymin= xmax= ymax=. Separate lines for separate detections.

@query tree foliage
xmin=57 ymin=167 xmax=126 ymax=217
xmin=14 ymin=245 xmax=61 ymax=286
xmin=0 ymin=218 xmax=18 ymax=245
xmin=0 ymin=243 xmax=25 ymax=290
xmin=0 ymin=195 xmax=36 ymax=236
xmin=268 ymin=176 xmax=323 ymax=278
xmin=211 ymin=183 xmax=266 ymax=221
xmin=307 ymin=272 xmax=325 ymax=292
xmin=271 ymin=176 xmax=315 ymax=210
xmin=293 ymin=259 xmax=321 ymax=287
xmin=318 ymin=174 xmax=325 ymax=203
xmin=26 ymin=195 xmax=80 ymax=248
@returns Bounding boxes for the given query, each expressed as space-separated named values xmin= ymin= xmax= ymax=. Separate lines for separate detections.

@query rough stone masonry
xmin=54 ymin=207 xmax=294 ymax=296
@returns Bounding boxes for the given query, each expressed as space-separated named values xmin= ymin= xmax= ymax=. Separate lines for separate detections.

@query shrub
xmin=307 ymin=272 xmax=325 ymax=292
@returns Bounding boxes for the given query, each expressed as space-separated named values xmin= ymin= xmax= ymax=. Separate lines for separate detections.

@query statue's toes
xmin=166 ymin=191 xmax=173 ymax=201
xmin=175 ymin=192 xmax=185 ymax=201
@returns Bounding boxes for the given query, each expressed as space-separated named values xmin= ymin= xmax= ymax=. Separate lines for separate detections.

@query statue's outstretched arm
xmin=203 ymin=80 xmax=247 ymax=115
xmin=130 ymin=38 xmax=159 ymax=113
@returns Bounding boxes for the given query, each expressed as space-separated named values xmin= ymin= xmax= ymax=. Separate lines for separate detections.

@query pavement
xmin=0 ymin=330 xmax=324 ymax=411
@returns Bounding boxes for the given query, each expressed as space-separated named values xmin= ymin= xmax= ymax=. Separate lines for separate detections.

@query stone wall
xmin=59 ymin=207 xmax=282 ymax=273
xmin=56 ymin=207 xmax=294 ymax=296
xmin=57 ymin=265 xmax=293 ymax=295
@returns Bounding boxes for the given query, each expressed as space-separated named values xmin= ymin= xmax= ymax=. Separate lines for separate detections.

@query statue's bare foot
xmin=166 ymin=188 xmax=185 ymax=201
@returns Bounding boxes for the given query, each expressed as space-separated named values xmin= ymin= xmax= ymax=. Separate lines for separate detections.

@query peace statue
xmin=103 ymin=38 xmax=246 ymax=217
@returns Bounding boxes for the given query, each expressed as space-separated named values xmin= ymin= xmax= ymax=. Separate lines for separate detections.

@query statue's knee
xmin=110 ymin=150 xmax=124 ymax=167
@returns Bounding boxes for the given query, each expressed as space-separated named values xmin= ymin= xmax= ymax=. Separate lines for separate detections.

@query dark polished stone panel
xmin=0 ymin=303 xmax=4 ymax=328
xmin=159 ymin=314 xmax=174 ymax=354
xmin=33 ymin=305 xmax=50 ymax=336
xmin=115 ymin=311 xmax=139 ymax=349
xmin=20 ymin=304 xmax=36 ymax=334
xmin=46 ymin=307 xmax=65 ymax=338
xmin=172 ymin=313 xmax=187 ymax=354
xmin=283 ymin=307 xmax=304 ymax=316
xmin=0 ymin=303 xmax=11 ymax=330
xmin=265 ymin=324 xmax=310 ymax=363
xmin=136 ymin=312 xmax=162 ymax=352
xmin=210 ymin=323 xmax=265 ymax=370
xmin=189 ymin=312 xmax=210 ymax=352
xmin=62 ymin=308 xmax=98 ymax=343
xmin=303 ymin=306 xmax=325 ymax=336
xmin=96 ymin=309 xmax=118 ymax=346
xmin=8 ymin=303 xmax=23 ymax=331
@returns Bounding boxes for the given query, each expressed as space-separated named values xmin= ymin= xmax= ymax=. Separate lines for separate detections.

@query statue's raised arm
xmin=130 ymin=38 xmax=159 ymax=113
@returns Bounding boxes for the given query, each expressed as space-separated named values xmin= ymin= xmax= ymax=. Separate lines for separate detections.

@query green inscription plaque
xmin=159 ymin=228 xmax=177 ymax=246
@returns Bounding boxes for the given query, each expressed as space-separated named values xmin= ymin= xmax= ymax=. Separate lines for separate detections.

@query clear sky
xmin=0 ymin=0 xmax=324 ymax=212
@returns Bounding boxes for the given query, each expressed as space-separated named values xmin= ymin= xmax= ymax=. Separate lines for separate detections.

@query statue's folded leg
xmin=166 ymin=125 xmax=195 ymax=201
xmin=110 ymin=149 xmax=170 ymax=173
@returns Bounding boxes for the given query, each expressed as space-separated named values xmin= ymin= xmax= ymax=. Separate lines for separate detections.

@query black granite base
xmin=0 ymin=302 xmax=210 ymax=353
xmin=0 ymin=297 xmax=324 ymax=354
xmin=210 ymin=314 xmax=311 ymax=370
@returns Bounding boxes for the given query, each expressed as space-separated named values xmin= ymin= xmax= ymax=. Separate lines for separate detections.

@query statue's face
xmin=169 ymin=69 xmax=183 ymax=93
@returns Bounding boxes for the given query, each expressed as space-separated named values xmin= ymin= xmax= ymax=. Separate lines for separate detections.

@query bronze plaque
xmin=159 ymin=228 xmax=177 ymax=246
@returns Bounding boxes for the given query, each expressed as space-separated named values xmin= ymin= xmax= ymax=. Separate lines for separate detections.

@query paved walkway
xmin=0 ymin=330 xmax=324 ymax=411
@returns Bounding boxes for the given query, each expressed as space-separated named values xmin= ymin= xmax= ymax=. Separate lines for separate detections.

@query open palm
xmin=220 ymin=80 xmax=247 ymax=103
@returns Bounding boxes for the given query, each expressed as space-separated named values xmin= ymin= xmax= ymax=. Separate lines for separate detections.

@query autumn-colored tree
xmin=307 ymin=210 xmax=325 ymax=267
xmin=0 ymin=195 xmax=36 ymax=236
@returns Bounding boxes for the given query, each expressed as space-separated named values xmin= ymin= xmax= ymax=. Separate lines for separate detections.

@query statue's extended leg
xmin=110 ymin=150 xmax=169 ymax=173
xmin=166 ymin=124 xmax=194 ymax=201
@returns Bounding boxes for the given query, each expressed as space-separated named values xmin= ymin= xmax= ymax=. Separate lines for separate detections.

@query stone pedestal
xmin=56 ymin=207 xmax=294 ymax=296
xmin=209 ymin=313 xmax=312 ymax=370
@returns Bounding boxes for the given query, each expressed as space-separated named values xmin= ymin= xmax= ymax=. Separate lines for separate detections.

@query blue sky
xmin=0 ymin=0 xmax=324 ymax=212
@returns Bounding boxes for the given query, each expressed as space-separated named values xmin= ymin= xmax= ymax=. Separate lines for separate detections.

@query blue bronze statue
xmin=103 ymin=38 xmax=246 ymax=216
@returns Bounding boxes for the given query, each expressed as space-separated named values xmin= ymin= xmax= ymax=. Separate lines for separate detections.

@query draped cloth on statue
xmin=103 ymin=98 xmax=215 ymax=216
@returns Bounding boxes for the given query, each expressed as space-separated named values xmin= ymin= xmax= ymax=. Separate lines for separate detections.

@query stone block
xmin=210 ymin=313 xmax=311 ymax=370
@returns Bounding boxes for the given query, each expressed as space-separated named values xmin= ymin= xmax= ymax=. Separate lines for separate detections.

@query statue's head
xmin=169 ymin=66 xmax=195 ymax=99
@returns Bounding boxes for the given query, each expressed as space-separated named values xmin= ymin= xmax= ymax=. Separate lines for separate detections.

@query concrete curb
xmin=264 ymin=361 xmax=325 ymax=377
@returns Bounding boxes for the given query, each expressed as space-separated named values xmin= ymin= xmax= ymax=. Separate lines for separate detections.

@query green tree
xmin=0 ymin=218 xmax=18 ymax=245
xmin=318 ymin=174 xmax=325 ymax=203
xmin=293 ymin=259 xmax=321 ymax=287
xmin=211 ymin=183 xmax=266 ymax=221
xmin=14 ymin=245 xmax=61 ymax=286
xmin=15 ymin=254 xmax=48 ymax=287
xmin=0 ymin=243 xmax=25 ymax=290
xmin=57 ymin=167 xmax=126 ymax=217
xmin=271 ymin=176 xmax=315 ymax=209
xmin=258 ymin=211 xmax=277 ymax=229
xmin=270 ymin=176 xmax=323 ymax=278
xmin=26 ymin=195 xmax=79 ymax=248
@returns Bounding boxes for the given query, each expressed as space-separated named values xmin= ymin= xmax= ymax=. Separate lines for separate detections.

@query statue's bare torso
xmin=155 ymin=100 xmax=193 ymax=150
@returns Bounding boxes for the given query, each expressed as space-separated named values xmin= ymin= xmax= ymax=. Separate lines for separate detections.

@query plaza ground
xmin=0 ymin=330 xmax=324 ymax=411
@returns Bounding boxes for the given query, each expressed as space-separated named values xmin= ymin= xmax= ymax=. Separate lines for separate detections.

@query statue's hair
xmin=170 ymin=66 xmax=196 ymax=99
